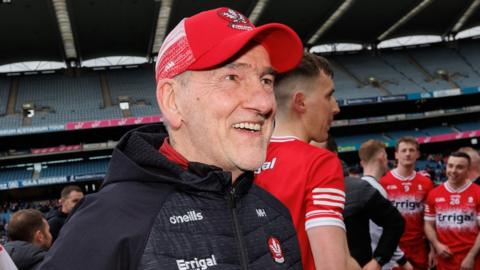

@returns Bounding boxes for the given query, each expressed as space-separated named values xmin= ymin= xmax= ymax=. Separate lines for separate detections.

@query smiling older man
xmin=39 ymin=7 xmax=303 ymax=270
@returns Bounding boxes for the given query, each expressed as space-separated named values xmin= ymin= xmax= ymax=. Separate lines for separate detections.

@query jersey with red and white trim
xmin=424 ymin=181 xmax=480 ymax=255
xmin=380 ymin=169 xmax=434 ymax=245
xmin=254 ymin=136 xmax=345 ymax=270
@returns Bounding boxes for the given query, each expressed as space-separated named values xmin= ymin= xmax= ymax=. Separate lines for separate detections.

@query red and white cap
xmin=155 ymin=7 xmax=303 ymax=83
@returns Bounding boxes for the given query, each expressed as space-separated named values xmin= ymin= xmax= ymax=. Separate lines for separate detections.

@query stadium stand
xmin=106 ymin=68 xmax=156 ymax=104
xmin=458 ymin=40 xmax=480 ymax=73
xmin=422 ymin=125 xmax=454 ymax=136
xmin=0 ymin=167 xmax=32 ymax=183
xmin=0 ymin=78 xmax=9 ymax=115
xmin=408 ymin=45 xmax=480 ymax=89
xmin=129 ymin=104 xmax=160 ymax=116
xmin=333 ymin=52 xmax=414 ymax=96
xmin=385 ymin=129 xmax=427 ymax=140
xmin=40 ymin=158 xmax=109 ymax=178
xmin=0 ymin=114 xmax=22 ymax=130
xmin=336 ymin=133 xmax=389 ymax=147
xmin=16 ymin=73 xmax=104 ymax=113
xmin=379 ymin=50 xmax=435 ymax=93
xmin=455 ymin=121 xmax=480 ymax=132
xmin=330 ymin=54 xmax=386 ymax=99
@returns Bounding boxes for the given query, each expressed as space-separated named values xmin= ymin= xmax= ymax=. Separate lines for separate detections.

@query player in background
xmin=424 ymin=151 xmax=480 ymax=270
xmin=358 ymin=140 xmax=413 ymax=270
xmin=255 ymin=53 xmax=356 ymax=270
xmin=380 ymin=137 xmax=434 ymax=270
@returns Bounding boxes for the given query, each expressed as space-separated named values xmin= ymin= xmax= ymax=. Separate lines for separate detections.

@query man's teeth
xmin=233 ymin=123 xmax=261 ymax=131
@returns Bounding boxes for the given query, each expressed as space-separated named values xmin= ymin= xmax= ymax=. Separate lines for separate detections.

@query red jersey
xmin=380 ymin=169 xmax=434 ymax=245
xmin=425 ymin=182 xmax=480 ymax=255
xmin=255 ymin=136 xmax=345 ymax=270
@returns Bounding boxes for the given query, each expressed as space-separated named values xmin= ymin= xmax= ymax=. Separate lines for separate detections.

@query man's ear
xmin=33 ymin=229 xmax=44 ymax=246
xmin=156 ymin=79 xmax=182 ymax=129
xmin=292 ymin=91 xmax=307 ymax=114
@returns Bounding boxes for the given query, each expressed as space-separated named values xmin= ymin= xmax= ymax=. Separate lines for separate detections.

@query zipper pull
xmin=229 ymin=187 xmax=237 ymax=209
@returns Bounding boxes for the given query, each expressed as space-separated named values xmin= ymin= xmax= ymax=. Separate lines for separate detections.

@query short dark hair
xmin=276 ymin=52 xmax=333 ymax=84
xmin=275 ymin=53 xmax=334 ymax=112
xmin=7 ymin=209 xmax=45 ymax=242
xmin=61 ymin=185 xmax=82 ymax=199
xmin=449 ymin=151 xmax=471 ymax=165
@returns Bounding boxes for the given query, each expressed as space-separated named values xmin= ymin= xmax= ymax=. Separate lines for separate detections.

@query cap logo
xmin=268 ymin=237 xmax=285 ymax=264
xmin=218 ymin=8 xmax=253 ymax=31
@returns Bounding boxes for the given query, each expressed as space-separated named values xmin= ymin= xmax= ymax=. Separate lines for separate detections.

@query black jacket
xmin=343 ymin=176 xmax=405 ymax=267
xmin=39 ymin=124 xmax=302 ymax=270
xmin=4 ymin=241 xmax=47 ymax=270
xmin=45 ymin=208 xmax=67 ymax=242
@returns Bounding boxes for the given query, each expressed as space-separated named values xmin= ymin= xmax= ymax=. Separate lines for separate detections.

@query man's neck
xmin=273 ymin=120 xmax=309 ymax=143
xmin=395 ymin=165 xmax=415 ymax=178
xmin=362 ymin=165 xmax=383 ymax=181
xmin=447 ymin=179 xmax=468 ymax=190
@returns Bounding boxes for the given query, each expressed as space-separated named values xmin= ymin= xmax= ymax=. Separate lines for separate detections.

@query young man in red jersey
xmin=424 ymin=151 xmax=480 ymax=270
xmin=255 ymin=53 xmax=354 ymax=270
xmin=380 ymin=136 xmax=434 ymax=270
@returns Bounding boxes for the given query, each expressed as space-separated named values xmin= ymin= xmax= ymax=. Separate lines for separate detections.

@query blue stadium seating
xmin=333 ymin=52 xmax=419 ymax=96
xmin=380 ymin=51 xmax=434 ymax=93
xmin=455 ymin=121 xmax=480 ymax=132
xmin=40 ymin=159 xmax=109 ymax=178
xmin=106 ymin=68 xmax=156 ymax=104
xmin=384 ymin=129 xmax=426 ymax=140
xmin=422 ymin=126 xmax=453 ymax=136
xmin=0 ymin=167 xmax=32 ymax=183
xmin=129 ymin=104 xmax=160 ymax=116
xmin=16 ymin=73 xmax=103 ymax=113
xmin=336 ymin=133 xmax=388 ymax=147
xmin=408 ymin=46 xmax=480 ymax=88
xmin=0 ymin=115 xmax=22 ymax=130
xmin=459 ymin=41 xmax=480 ymax=73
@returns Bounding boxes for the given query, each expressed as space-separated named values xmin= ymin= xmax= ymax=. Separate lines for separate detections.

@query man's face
xmin=303 ymin=72 xmax=340 ymax=142
xmin=446 ymin=156 xmax=469 ymax=185
xmin=395 ymin=142 xmax=419 ymax=168
xmin=61 ymin=191 xmax=84 ymax=214
xmin=174 ymin=44 xmax=276 ymax=179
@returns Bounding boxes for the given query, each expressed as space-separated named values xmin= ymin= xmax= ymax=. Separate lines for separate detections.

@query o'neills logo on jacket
xmin=169 ymin=210 xmax=203 ymax=224
xmin=177 ymin=255 xmax=217 ymax=270
xmin=268 ymin=237 xmax=285 ymax=264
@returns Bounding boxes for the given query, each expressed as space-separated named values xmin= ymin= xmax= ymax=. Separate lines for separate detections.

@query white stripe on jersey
xmin=305 ymin=217 xmax=345 ymax=231
xmin=312 ymin=188 xmax=345 ymax=197
xmin=312 ymin=194 xmax=345 ymax=202
xmin=313 ymin=200 xmax=345 ymax=208
xmin=391 ymin=169 xmax=416 ymax=181
xmin=444 ymin=181 xmax=471 ymax=193
xmin=306 ymin=210 xmax=343 ymax=218
xmin=270 ymin=136 xmax=300 ymax=142
xmin=424 ymin=216 xmax=435 ymax=221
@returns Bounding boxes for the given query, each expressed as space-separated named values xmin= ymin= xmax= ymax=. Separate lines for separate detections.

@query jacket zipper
xmin=229 ymin=187 xmax=249 ymax=270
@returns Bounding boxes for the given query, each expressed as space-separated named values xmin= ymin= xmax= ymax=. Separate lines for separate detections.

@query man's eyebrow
xmin=224 ymin=62 xmax=276 ymax=76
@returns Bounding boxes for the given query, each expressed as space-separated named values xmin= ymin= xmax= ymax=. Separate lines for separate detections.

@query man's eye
xmin=225 ymin=74 xmax=238 ymax=81
xmin=261 ymin=76 xmax=275 ymax=86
